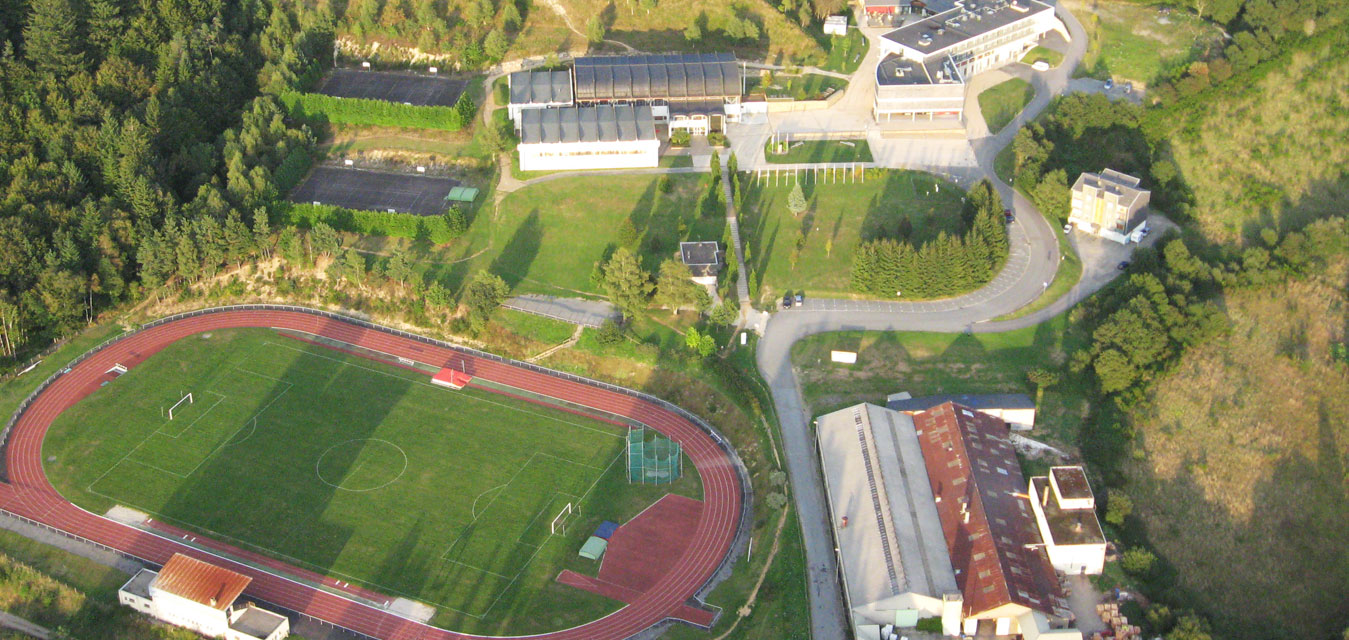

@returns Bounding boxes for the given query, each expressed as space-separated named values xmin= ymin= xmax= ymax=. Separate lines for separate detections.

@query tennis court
xmin=318 ymin=69 xmax=467 ymax=106
xmin=290 ymin=167 xmax=459 ymax=216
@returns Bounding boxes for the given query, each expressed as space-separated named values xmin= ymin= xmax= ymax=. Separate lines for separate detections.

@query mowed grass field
xmin=42 ymin=328 xmax=701 ymax=634
xmin=739 ymin=170 xmax=966 ymax=303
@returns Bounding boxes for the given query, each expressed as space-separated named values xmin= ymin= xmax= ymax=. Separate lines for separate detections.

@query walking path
xmin=0 ymin=612 xmax=51 ymax=640
xmin=503 ymin=294 xmax=618 ymax=328
xmin=718 ymin=152 xmax=753 ymax=322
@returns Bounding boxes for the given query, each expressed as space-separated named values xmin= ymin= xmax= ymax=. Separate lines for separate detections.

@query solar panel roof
xmin=573 ymin=53 xmax=742 ymax=100
xmin=519 ymin=105 xmax=657 ymax=144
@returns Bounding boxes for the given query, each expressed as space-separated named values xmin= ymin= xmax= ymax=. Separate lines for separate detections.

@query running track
xmin=0 ymin=308 xmax=745 ymax=640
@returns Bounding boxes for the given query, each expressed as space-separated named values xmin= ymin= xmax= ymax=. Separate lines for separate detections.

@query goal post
xmin=167 ymin=392 xmax=194 ymax=420
xmin=550 ymin=502 xmax=573 ymax=536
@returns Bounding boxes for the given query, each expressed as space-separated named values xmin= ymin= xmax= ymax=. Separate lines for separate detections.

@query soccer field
xmin=42 ymin=328 xmax=698 ymax=632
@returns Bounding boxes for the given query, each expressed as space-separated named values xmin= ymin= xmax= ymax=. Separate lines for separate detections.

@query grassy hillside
xmin=1168 ymin=42 xmax=1349 ymax=243
xmin=1067 ymin=0 xmax=1224 ymax=86
xmin=1123 ymin=256 xmax=1349 ymax=639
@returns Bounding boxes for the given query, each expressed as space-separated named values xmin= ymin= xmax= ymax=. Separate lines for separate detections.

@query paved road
xmin=503 ymin=294 xmax=619 ymax=327
xmin=754 ymin=7 xmax=1091 ymax=640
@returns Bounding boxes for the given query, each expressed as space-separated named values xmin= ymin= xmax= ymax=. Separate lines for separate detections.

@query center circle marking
xmin=315 ymin=438 xmax=408 ymax=492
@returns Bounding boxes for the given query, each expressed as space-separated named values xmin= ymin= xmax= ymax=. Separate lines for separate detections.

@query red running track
xmin=0 ymin=309 xmax=742 ymax=640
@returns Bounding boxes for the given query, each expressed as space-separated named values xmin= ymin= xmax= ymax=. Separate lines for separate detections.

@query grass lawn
xmin=977 ymin=78 xmax=1035 ymax=134
xmin=994 ymin=144 xmax=1015 ymax=184
xmin=1069 ymin=0 xmax=1224 ymax=86
xmin=764 ymin=139 xmax=872 ymax=164
xmin=739 ymin=170 xmax=965 ymax=302
xmin=820 ymin=29 xmax=869 ymax=74
xmin=748 ymin=73 xmax=848 ymax=101
xmin=494 ymin=308 xmax=577 ymax=345
xmin=475 ymin=173 xmax=719 ymax=296
xmin=1021 ymin=46 xmax=1064 ymax=68
xmin=42 ymin=328 xmax=700 ymax=635
xmin=787 ymin=315 xmax=1091 ymax=447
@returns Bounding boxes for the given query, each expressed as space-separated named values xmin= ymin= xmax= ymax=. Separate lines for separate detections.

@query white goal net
xmin=550 ymin=503 xmax=573 ymax=536
xmin=167 ymin=392 xmax=194 ymax=420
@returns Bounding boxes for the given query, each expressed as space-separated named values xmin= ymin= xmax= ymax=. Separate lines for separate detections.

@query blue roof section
xmin=886 ymin=393 xmax=1035 ymax=413
xmin=595 ymin=520 xmax=620 ymax=540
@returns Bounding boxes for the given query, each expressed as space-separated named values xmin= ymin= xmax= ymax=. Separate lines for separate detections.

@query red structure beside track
xmin=0 ymin=308 xmax=745 ymax=640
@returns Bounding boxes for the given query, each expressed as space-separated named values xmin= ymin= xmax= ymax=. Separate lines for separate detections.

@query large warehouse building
xmin=517 ymin=104 xmax=660 ymax=171
xmin=816 ymin=401 xmax=1085 ymax=640
xmin=872 ymin=0 xmax=1058 ymax=122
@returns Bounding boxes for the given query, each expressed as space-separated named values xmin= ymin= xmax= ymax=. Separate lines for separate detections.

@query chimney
xmin=209 ymin=597 xmax=217 ymax=607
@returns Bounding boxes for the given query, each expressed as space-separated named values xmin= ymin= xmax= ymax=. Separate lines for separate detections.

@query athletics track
xmin=0 ymin=308 xmax=745 ymax=640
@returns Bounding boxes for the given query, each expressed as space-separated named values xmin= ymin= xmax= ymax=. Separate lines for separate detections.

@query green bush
xmin=916 ymin=617 xmax=943 ymax=633
xmin=708 ymin=131 xmax=728 ymax=147
xmin=283 ymin=203 xmax=463 ymax=244
xmin=670 ymin=130 xmax=691 ymax=146
xmin=279 ymin=91 xmax=473 ymax=131
xmin=272 ymin=146 xmax=314 ymax=193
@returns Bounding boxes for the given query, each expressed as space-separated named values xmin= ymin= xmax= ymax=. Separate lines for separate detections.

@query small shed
xmin=824 ymin=15 xmax=849 ymax=36
xmin=579 ymin=536 xmax=609 ymax=560
xmin=679 ymin=241 xmax=723 ymax=286
xmin=594 ymin=520 xmax=620 ymax=540
xmin=444 ymin=186 xmax=479 ymax=203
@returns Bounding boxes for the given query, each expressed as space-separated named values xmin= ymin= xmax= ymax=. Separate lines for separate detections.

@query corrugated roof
xmin=573 ymin=53 xmax=741 ymax=100
xmin=152 ymin=554 xmax=251 ymax=610
xmin=888 ymin=393 xmax=1034 ymax=413
xmin=519 ymin=105 xmax=657 ymax=145
xmin=912 ymin=403 xmax=1061 ymax=618
xmin=509 ymin=70 xmax=573 ymax=106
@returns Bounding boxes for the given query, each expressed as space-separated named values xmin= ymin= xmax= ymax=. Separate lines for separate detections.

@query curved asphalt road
xmin=756 ymin=7 xmax=1090 ymax=639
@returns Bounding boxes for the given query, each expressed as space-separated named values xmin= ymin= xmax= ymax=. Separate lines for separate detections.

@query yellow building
xmin=1069 ymin=169 xmax=1150 ymax=244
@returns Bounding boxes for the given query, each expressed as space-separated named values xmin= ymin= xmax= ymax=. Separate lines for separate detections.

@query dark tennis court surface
xmin=317 ymin=69 xmax=467 ymax=107
xmin=290 ymin=167 xmax=459 ymax=216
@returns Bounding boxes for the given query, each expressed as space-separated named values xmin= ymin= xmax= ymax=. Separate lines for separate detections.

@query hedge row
xmin=279 ymin=91 xmax=474 ymax=131
xmin=272 ymin=146 xmax=314 ymax=194
xmin=283 ymin=203 xmax=463 ymax=244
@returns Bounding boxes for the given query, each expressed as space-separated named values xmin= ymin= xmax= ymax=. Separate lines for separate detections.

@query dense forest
xmin=0 ymin=0 xmax=330 ymax=362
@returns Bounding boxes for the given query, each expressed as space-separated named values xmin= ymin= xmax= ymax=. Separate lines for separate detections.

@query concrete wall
xmin=148 ymin=590 xmax=230 ymax=637
xmin=518 ymin=139 xmax=660 ymax=171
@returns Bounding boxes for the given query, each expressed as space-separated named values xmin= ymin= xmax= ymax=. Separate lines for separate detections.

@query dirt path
xmin=711 ymin=506 xmax=792 ymax=640
xmin=527 ymin=325 xmax=584 ymax=362
xmin=538 ymin=0 xmax=639 ymax=52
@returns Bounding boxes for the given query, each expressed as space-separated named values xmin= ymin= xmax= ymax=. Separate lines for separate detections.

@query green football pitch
xmin=42 ymin=328 xmax=700 ymax=633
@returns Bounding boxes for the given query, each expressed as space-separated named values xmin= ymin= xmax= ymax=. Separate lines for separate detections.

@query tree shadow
xmin=489 ymin=210 xmax=543 ymax=289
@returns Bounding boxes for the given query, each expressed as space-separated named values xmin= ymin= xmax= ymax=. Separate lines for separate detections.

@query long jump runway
xmin=0 ymin=307 xmax=745 ymax=640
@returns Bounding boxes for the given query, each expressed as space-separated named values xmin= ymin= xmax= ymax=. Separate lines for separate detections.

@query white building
xmin=886 ymin=392 xmax=1037 ymax=431
xmin=1069 ymin=169 xmax=1151 ymax=244
xmin=1029 ymin=467 xmax=1107 ymax=575
xmin=119 ymin=553 xmax=289 ymax=640
xmin=507 ymin=70 xmax=573 ymax=130
xmin=517 ymin=104 xmax=660 ymax=172
xmin=825 ymin=15 xmax=850 ymax=36
xmin=816 ymin=402 xmax=1084 ymax=639
xmin=873 ymin=0 xmax=1059 ymax=123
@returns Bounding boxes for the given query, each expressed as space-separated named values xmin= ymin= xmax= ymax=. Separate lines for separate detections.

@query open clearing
xmin=42 ymin=328 xmax=700 ymax=634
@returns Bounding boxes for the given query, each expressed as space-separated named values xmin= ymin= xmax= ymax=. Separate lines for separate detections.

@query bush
xmin=279 ymin=91 xmax=473 ymax=131
xmin=670 ymin=130 xmax=691 ymax=147
xmin=1121 ymin=547 xmax=1157 ymax=576
xmin=915 ymin=617 xmax=943 ymax=633
xmin=595 ymin=320 xmax=625 ymax=345
xmin=283 ymin=203 xmax=462 ymax=244
xmin=272 ymin=147 xmax=315 ymax=194
xmin=707 ymin=131 xmax=727 ymax=147
xmin=765 ymin=492 xmax=788 ymax=509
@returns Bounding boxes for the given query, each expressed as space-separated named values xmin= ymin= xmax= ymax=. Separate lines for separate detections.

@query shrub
xmin=1121 ymin=547 xmax=1157 ymax=576
xmin=595 ymin=320 xmax=625 ymax=345
xmin=283 ymin=203 xmax=462 ymax=244
xmin=707 ymin=131 xmax=727 ymax=147
xmin=765 ymin=492 xmax=788 ymax=509
xmin=670 ymin=130 xmax=691 ymax=147
xmin=915 ymin=617 xmax=943 ymax=633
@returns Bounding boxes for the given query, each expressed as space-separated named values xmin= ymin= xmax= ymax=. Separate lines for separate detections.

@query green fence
xmin=626 ymin=427 xmax=682 ymax=484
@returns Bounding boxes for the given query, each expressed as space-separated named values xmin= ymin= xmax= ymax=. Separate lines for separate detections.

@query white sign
xmin=416 ymin=166 xmax=426 ymax=173
xmin=361 ymin=61 xmax=371 ymax=69
xmin=344 ymin=159 xmax=354 ymax=166
xmin=830 ymin=350 xmax=858 ymax=364
xmin=429 ymin=66 xmax=439 ymax=74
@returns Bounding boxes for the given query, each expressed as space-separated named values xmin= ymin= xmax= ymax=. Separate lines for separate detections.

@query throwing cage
xmin=626 ymin=428 xmax=683 ymax=484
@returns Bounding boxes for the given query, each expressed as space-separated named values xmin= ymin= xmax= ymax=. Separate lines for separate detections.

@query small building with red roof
xmin=119 ymin=553 xmax=289 ymax=640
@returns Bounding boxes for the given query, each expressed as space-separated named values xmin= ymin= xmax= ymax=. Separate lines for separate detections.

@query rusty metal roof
xmin=152 ymin=553 xmax=251 ymax=610
xmin=912 ymin=402 xmax=1061 ymax=618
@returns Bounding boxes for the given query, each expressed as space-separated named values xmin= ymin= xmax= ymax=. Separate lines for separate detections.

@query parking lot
xmin=289 ymin=167 xmax=459 ymax=216
xmin=317 ymin=69 xmax=467 ymax=107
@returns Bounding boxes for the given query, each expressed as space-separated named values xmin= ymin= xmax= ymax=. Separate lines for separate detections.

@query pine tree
xmin=787 ymin=181 xmax=808 ymax=217
xmin=586 ymin=16 xmax=606 ymax=43
xmin=602 ymin=248 xmax=653 ymax=319
xmin=23 ymin=0 xmax=85 ymax=77
xmin=654 ymin=259 xmax=702 ymax=315
xmin=87 ymin=0 xmax=124 ymax=58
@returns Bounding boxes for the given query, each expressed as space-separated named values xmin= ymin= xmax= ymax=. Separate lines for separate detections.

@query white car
xmin=1031 ymin=60 xmax=1050 ymax=71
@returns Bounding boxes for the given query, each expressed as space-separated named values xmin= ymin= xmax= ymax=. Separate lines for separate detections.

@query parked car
xmin=795 ymin=293 xmax=804 ymax=306
xmin=1004 ymin=208 xmax=1015 ymax=223
xmin=1124 ymin=82 xmax=1133 ymax=94
xmin=1117 ymin=260 xmax=1131 ymax=271
xmin=1063 ymin=223 xmax=1074 ymax=233
xmin=1031 ymin=60 xmax=1050 ymax=72
xmin=1104 ymin=78 xmax=1115 ymax=90
xmin=1140 ymin=225 xmax=1151 ymax=236
xmin=782 ymin=293 xmax=793 ymax=309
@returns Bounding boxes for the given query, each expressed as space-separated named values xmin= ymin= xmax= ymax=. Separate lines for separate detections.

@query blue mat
xmin=594 ymin=520 xmax=619 ymax=540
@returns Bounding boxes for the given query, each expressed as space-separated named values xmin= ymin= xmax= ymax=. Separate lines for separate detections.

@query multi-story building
xmin=872 ymin=0 xmax=1058 ymax=123
xmin=1069 ymin=168 xmax=1150 ymax=244
xmin=1028 ymin=466 xmax=1107 ymax=576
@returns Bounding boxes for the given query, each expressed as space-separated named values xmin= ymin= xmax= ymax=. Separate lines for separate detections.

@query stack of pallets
xmin=1092 ymin=603 xmax=1142 ymax=640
